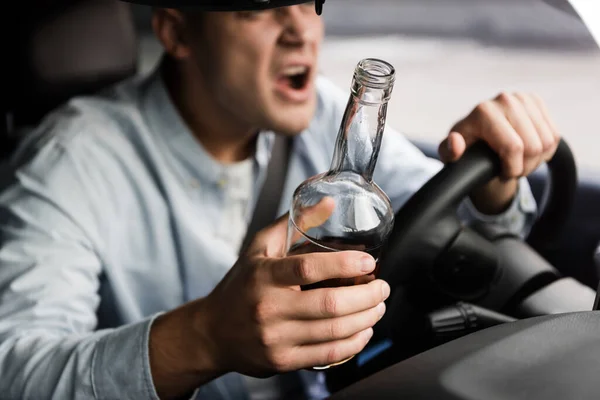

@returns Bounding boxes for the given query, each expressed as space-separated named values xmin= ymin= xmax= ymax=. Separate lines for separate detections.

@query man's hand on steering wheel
xmin=437 ymin=92 xmax=561 ymax=215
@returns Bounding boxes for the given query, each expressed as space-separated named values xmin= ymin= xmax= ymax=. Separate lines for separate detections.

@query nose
xmin=277 ymin=5 xmax=321 ymax=46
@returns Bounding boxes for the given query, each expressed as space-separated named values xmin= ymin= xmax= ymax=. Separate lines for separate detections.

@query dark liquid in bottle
xmin=288 ymin=235 xmax=384 ymax=291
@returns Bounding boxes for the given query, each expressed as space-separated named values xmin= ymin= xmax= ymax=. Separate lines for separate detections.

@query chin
xmin=265 ymin=102 xmax=316 ymax=135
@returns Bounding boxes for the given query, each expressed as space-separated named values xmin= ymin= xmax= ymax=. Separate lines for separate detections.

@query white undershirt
xmin=215 ymin=158 xmax=254 ymax=252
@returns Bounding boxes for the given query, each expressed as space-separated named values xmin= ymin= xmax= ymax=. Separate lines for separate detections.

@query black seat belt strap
xmin=240 ymin=134 xmax=293 ymax=254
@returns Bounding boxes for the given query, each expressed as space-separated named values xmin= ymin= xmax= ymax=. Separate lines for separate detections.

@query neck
xmin=161 ymin=57 xmax=257 ymax=164
xmin=329 ymin=98 xmax=387 ymax=182
xmin=330 ymin=64 xmax=393 ymax=181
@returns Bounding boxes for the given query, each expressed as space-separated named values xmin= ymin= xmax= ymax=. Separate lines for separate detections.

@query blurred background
xmin=131 ymin=0 xmax=600 ymax=169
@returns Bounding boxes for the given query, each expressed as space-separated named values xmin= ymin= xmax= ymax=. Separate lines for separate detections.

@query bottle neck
xmin=329 ymin=81 xmax=391 ymax=182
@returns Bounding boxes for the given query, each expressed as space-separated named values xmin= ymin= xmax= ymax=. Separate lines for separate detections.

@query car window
xmin=131 ymin=0 xmax=600 ymax=168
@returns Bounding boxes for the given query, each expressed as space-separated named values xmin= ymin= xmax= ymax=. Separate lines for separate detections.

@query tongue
xmin=279 ymin=75 xmax=303 ymax=90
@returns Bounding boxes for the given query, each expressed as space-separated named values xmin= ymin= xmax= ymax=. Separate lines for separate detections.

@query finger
xmin=250 ymin=211 xmax=291 ymax=257
xmin=530 ymin=93 xmax=560 ymax=139
xmin=286 ymin=279 xmax=390 ymax=319
xmin=529 ymin=93 xmax=561 ymax=160
xmin=293 ymin=302 xmax=386 ymax=344
xmin=471 ymin=100 xmax=525 ymax=178
xmin=269 ymin=250 xmax=377 ymax=286
xmin=457 ymin=100 xmax=526 ymax=178
xmin=293 ymin=328 xmax=374 ymax=370
xmin=438 ymin=132 xmax=467 ymax=163
xmin=497 ymin=93 xmax=543 ymax=176
xmin=514 ymin=93 xmax=557 ymax=163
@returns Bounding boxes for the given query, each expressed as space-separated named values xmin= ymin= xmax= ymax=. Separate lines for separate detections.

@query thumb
xmin=249 ymin=211 xmax=291 ymax=257
xmin=438 ymin=132 xmax=467 ymax=164
xmin=250 ymin=197 xmax=336 ymax=257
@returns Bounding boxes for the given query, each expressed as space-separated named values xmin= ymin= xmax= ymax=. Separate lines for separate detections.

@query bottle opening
xmin=355 ymin=58 xmax=396 ymax=89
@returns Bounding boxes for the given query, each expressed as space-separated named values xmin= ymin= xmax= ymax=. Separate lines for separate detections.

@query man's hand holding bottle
xmin=148 ymin=205 xmax=390 ymax=400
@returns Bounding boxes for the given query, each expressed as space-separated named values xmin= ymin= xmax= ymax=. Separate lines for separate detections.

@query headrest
xmin=9 ymin=0 xmax=138 ymax=129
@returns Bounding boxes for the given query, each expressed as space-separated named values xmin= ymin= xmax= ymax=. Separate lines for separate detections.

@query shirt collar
xmin=139 ymin=61 xmax=275 ymax=185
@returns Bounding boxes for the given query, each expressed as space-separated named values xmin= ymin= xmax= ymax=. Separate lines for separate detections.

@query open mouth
xmin=278 ymin=65 xmax=311 ymax=91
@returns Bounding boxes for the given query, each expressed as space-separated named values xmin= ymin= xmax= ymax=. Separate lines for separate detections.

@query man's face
xmin=184 ymin=4 xmax=325 ymax=136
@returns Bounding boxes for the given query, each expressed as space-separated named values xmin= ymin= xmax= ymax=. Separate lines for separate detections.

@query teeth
xmin=282 ymin=65 xmax=308 ymax=76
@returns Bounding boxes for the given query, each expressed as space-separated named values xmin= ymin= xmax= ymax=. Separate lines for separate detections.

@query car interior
xmin=5 ymin=1 xmax=600 ymax=399
xmin=5 ymin=0 xmax=137 ymax=159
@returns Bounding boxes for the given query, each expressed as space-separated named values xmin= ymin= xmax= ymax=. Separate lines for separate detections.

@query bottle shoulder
xmin=291 ymin=171 xmax=394 ymax=238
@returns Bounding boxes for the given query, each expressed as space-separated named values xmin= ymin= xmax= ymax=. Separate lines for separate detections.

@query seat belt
xmin=240 ymin=134 xmax=294 ymax=254
xmin=238 ymin=135 xmax=326 ymax=398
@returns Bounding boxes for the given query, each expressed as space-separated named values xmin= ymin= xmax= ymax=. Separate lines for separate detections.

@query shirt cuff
xmin=458 ymin=177 xmax=538 ymax=238
xmin=92 ymin=313 xmax=163 ymax=400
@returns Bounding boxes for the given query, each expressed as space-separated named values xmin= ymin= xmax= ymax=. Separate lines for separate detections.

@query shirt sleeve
xmin=0 ymin=122 xmax=161 ymax=399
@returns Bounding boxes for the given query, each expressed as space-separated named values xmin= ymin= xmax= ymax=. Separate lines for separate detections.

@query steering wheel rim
xmin=526 ymin=139 xmax=577 ymax=251
xmin=378 ymin=138 xmax=577 ymax=291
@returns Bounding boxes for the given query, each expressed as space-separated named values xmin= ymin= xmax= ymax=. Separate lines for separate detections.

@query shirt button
xmin=217 ymin=179 xmax=228 ymax=188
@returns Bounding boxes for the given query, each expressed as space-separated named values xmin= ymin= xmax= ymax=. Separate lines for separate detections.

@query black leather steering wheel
xmin=378 ymin=139 xmax=578 ymax=308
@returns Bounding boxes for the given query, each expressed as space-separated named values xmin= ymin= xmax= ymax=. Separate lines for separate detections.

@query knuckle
xmin=524 ymin=141 xmax=543 ymax=157
xmin=250 ymin=263 xmax=265 ymax=287
xmin=496 ymin=92 xmax=515 ymax=107
xmin=294 ymin=258 xmax=315 ymax=283
xmin=541 ymin=136 xmax=555 ymax=152
xmin=258 ymin=326 xmax=280 ymax=348
xmin=326 ymin=344 xmax=342 ymax=365
xmin=328 ymin=319 xmax=344 ymax=340
xmin=512 ymin=91 xmax=527 ymax=102
xmin=474 ymin=101 xmax=494 ymax=117
xmin=322 ymin=291 xmax=339 ymax=316
xmin=553 ymin=130 xmax=561 ymax=142
xmin=254 ymin=300 xmax=276 ymax=324
xmin=504 ymin=140 xmax=524 ymax=157
xmin=266 ymin=349 xmax=290 ymax=372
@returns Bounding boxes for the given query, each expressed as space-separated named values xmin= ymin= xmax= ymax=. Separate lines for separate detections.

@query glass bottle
xmin=285 ymin=58 xmax=396 ymax=369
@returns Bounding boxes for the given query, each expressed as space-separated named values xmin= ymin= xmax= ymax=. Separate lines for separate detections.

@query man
xmin=0 ymin=4 xmax=559 ymax=400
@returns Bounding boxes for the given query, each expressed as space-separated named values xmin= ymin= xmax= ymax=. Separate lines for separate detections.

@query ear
xmin=151 ymin=8 xmax=192 ymax=60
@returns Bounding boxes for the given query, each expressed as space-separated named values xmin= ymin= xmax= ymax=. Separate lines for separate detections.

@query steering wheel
xmin=325 ymin=139 xmax=598 ymax=394
xmin=377 ymin=138 xmax=592 ymax=319
xmin=327 ymin=139 xmax=599 ymax=398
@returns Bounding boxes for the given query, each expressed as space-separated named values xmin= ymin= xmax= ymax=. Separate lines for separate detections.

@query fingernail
xmin=377 ymin=302 xmax=386 ymax=318
xmin=381 ymin=282 xmax=391 ymax=300
xmin=364 ymin=328 xmax=374 ymax=340
xmin=360 ymin=256 xmax=376 ymax=273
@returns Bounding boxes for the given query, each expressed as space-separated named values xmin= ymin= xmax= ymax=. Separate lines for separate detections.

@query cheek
xmin=224 ymin=36 xmax=275 ymax=90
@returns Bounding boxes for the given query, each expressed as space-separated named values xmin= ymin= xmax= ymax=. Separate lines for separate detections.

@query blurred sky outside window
xmin=132 ymin=0 xmax=600 ymax=169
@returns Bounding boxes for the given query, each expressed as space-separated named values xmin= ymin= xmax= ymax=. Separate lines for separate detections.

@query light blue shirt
xmin=0 ymin=63 xmax=536 ymax=400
